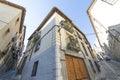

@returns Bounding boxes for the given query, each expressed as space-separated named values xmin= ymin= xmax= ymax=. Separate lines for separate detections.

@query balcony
xmin=32 ymin=31 xmax=41 ymax=44
xmin=60 ymin=20 xmax=74 ymax=33
xmin=33 ymin=34 xmax=40 ymax=44
xmin=67 ymin=36 xmax=81 ymax=52
xmin=64 ymin=25 xmax=74 ymax=33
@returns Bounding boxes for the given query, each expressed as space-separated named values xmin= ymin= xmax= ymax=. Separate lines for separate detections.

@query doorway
xmin=65 ymin=55 xmax=89 ymax=80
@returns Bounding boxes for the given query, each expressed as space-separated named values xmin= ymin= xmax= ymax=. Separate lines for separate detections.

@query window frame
xmin=34 ymin=40 xmax=41 ymax=52
xmin=81 ymin=43 xmax=88 ymax=56
xmin=89 ymin=60 xmax=96 ymax=73
xmin=5 ymin=28 xmax=10 ymax=35
xmin=31 ymin=61 xmax=39 ymax=76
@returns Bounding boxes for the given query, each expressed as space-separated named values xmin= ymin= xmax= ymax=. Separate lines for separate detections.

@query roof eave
xmin=28 ymin=7 xmax=85 ymax=40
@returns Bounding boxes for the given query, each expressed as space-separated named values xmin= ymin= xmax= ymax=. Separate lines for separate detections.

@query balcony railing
xmin=33 ymin=35 xmax=40 ymax=44
xmin=60 ymin=20 xmax=74 ymax=33
xmin=67 ymin=36 xmax=81 ymax=52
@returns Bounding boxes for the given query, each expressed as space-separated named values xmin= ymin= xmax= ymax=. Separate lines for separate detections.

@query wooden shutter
xmin=73 ymin=58 xmax=82 ymax=79
xmin=65 ymin=55 xmax=89 ymax=80
xmin=65 ymin=56 xmax=76 ymax=80
xmin=78 ymin=59 xmax=88 ymax=78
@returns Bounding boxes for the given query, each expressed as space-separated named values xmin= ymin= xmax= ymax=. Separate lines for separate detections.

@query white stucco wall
xmin=89 ymin=0 xmax=120 ymax=55
xmin=90 ymin=0 xmax=120 ymax=28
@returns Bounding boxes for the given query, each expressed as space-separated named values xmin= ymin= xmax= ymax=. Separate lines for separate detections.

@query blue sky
xmin=7 ymin=0 xmax=96 ymax=49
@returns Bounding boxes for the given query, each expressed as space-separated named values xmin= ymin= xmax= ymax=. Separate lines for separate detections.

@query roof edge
xmin=28 ymin=7 xmax=85 ymax=40
xmin=28 ymin=7 xmax=73 ymax=40
xmin=87 ymin=0 xmax=97 ymax=15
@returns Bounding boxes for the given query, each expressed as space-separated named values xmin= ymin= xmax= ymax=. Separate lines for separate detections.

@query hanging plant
xmin=67 ymin=36 xmax=81 ymax=52
xmin=64 ymin=25 xmax=74 ymax=33
xmin=67 ymin=43 xmax=72 ymax=50
xmin=62 ymin=21 xmax=74 ymax=33
xmin=74 ymin=46 xmax=81 ymax=52
xmin=33 ymin=34 xmax=40 ymax=44
xmin=32 ymin=31 xmax=41 ymax=44
xmin=67 ymin=42 xmax=81 ymax=52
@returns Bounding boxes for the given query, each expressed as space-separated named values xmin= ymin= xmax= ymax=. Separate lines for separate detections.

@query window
xmin=5 ymin=28 xmax=10 ymax=35
xmin=19 ymin=42 xmax=21 ymax=47
xmin=77 ymin=32 xmax=82 ymax=40
xmin=34 ymin=40 xmax=41 ymax=52
xmin=12 ymin=34 xmax=17 ymax=42
xmin=94 ymin=61 xmax=101 ymax=72
xmin=101 ymin=0 xmax=118 ymax=5
xmin=31 ymin=61 xmax=39 ymax=76
xmin=89 ymin=60 xmax=96 ymax=73
xmin=20 ymin=36 xmax=22 ymax=40
xmin=81 ymin=43 xmax=88 ymax=56
xmin=87 ymin=47 xmax=94 ymax=58
xmin=15 ymin=18 xmax=19 ymax=25
xmin=84 ymin=38 xmax=88 ymax=44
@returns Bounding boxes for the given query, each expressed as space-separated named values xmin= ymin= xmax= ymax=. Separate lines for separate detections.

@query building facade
xmin=0 ymin=0 xmax=26 ymax=74
xmin=20 ymin=7 xmax=99 ymax=80
xmin=87 ymin=0 xmax=120 ymax=61
xmin=107 ymin=24 xmax=120 ymax=61
xmin=94 ymin=38 xmax=104 ymax=60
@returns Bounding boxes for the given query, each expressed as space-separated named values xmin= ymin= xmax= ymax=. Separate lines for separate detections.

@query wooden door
xmin=65 ymin=55 xmax=89 ymax=80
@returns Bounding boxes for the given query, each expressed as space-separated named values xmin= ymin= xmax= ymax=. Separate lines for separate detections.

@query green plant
xmin=33 ymin=35 xmax=40 ymax=44
xmin=64 ymin=25 xmax=74 ymax=33
xmin=67 ymin=35 xmax=81 ymax=52
xmin=67 ymin=42 xmax=81 ymax=52
xmin=63 ymin=21 xmax=74 ymax=33
xmin=67 ymin=43 xmax=72 ymax=50
xmin=74 ymin=46 xmax=81 ymax=52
